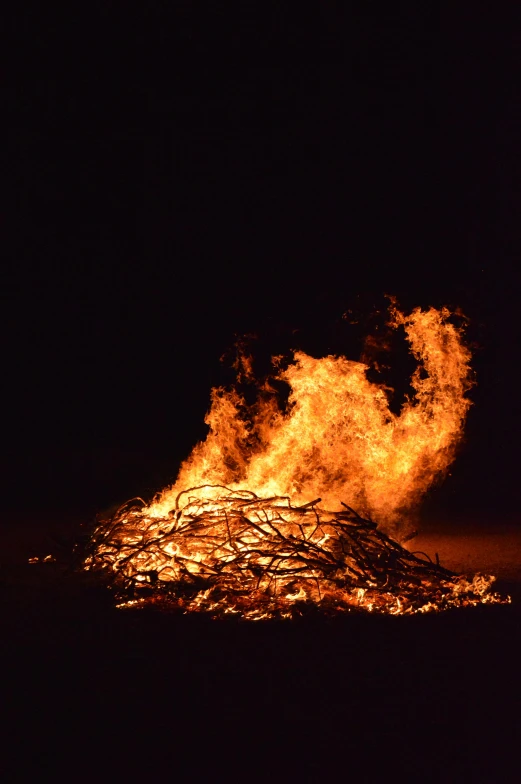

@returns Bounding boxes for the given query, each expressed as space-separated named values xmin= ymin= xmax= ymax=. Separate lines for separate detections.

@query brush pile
xmin=83 ymin=485 xmax=506 ymax=618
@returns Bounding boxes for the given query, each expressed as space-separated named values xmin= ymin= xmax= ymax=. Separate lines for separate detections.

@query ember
xmin=82 ymin=303 xmax=510 ymax=616
xmin=84 ymin=486 xmax=507 ymax=618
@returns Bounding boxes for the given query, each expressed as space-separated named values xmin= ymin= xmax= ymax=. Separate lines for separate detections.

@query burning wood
xmin=83 ymin=485 xmax=507 ymax=618
xmin=80 ymin=304 xmax=510 ymax=616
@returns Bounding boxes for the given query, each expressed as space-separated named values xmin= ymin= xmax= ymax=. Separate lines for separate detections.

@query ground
xmin=411 ymin=523 xmax=521 ymax=599
xmin=1 ymin=516 xmax=520 ymax=781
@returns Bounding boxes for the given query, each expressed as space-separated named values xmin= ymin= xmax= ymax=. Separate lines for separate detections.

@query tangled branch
xmin=83 ymin=486 xmax=506 ymax=618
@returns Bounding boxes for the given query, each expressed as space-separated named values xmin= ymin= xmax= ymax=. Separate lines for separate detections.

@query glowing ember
xmin=84 ymin=488 xmax=506 ymax=618
xmin=83 ymin=304 xmax=509 ymax=616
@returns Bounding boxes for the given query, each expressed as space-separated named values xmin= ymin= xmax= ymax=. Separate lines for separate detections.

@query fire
xmin=149 ymin=303 xmax=473 ymax=535
xmin=86 ymin=489 xmax=506 ymax=619
xmin=83 ymin=303 xmax=508 ymax=616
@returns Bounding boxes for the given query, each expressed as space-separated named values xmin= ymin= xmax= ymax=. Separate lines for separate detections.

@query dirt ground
xmin=409 ymin=524 xmax=521 ymax=600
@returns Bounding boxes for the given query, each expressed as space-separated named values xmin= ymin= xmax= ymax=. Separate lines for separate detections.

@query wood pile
xmin=82 ymin=485 xmax=506 ymax=617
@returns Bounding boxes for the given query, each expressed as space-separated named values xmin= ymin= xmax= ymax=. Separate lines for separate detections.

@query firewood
xmin=81 ymin=485 xmax=508 ymax=617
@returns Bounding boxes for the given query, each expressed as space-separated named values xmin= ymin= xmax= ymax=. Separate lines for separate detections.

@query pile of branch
xmin=83 ymin=485 xmax=505 ymax=617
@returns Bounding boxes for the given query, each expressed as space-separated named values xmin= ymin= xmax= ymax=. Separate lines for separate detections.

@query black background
xmin=4 ymin=6 xmax=520 ymax=528
xmin=3 ymin=6 xmax=521 ymax=781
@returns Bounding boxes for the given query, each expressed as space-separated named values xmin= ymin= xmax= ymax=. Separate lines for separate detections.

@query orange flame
xmin=149 ymin=304 xmax=473 ymax=536
xmin=83 ymin=304 xmax=510 ymax=616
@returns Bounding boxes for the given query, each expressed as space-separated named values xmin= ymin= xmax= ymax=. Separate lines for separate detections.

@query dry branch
xmin=82 ymin=486 xmax=506 ymax=618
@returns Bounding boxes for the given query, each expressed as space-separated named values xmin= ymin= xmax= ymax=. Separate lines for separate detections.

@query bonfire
xmin=84 ymin=486 xmax=505 ymax=618
xmin=82 ymin=304 xmax=509 ymax=617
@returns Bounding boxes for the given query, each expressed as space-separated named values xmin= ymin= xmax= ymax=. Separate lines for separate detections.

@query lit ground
xmin=408 ymin=523 xmax=521 ymax=598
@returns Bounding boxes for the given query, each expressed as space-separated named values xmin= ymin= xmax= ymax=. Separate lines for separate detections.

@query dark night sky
xmin=4 ymin=5 xmax=520 ymax=527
